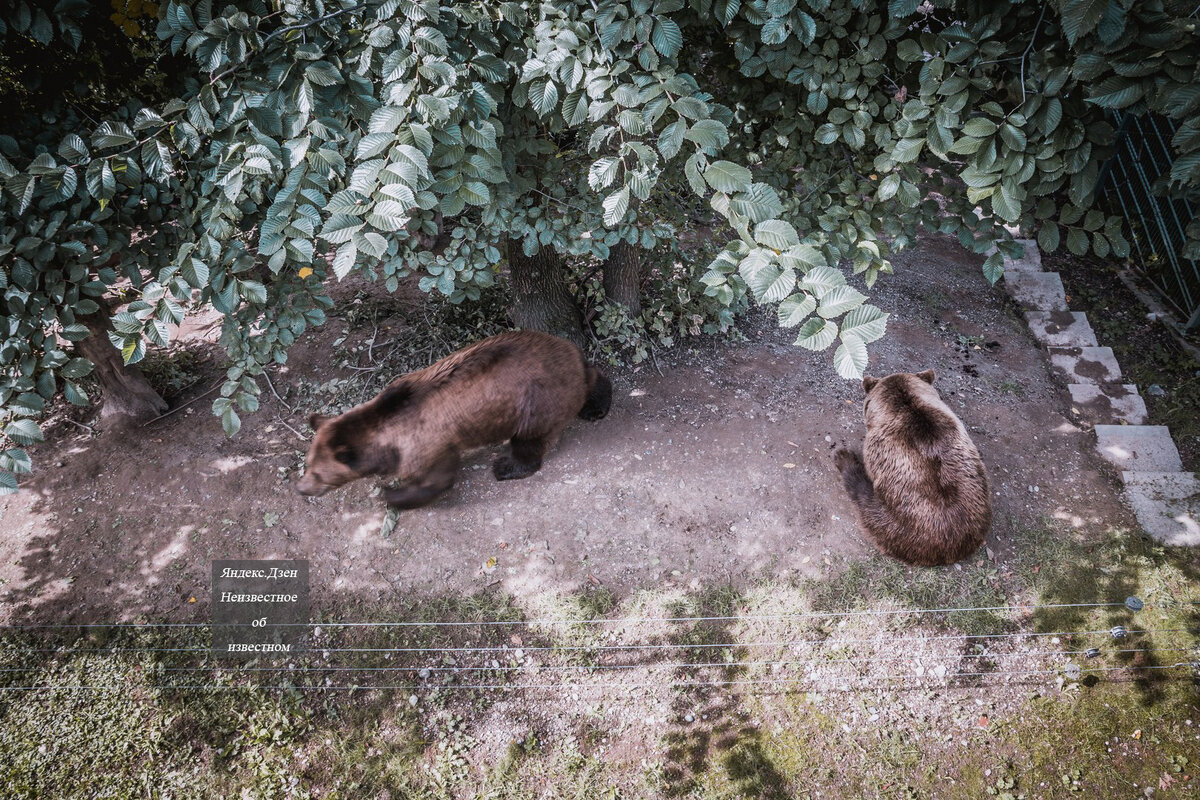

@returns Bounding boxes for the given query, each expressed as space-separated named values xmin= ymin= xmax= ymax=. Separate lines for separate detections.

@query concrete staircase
xmin=997 ymin=240 xmax=1199 ymax=546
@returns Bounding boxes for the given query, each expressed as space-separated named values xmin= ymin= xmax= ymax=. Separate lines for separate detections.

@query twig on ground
xmin=62 ymin=418 xmax=94 ymax=435
xmin=262 ymin=369 xmax=294 ymax=414
xmin=141 ymin=380 xmax=223 ymax=426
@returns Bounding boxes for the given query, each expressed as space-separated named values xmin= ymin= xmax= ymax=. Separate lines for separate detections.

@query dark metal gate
xmin=1098 ymin=111 xmax=1200 ymax=331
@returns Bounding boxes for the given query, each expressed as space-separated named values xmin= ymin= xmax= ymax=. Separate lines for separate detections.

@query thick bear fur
xmin=834 ymin=369 xmax=991 ymax=567
xmin=296 ymin=330 xmax=612 ymax=509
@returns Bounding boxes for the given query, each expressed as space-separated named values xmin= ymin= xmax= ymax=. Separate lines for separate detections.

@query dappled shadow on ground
xmin=657 ymin=586 xmax=792 ymax=799
xmin=1027 ymin=525 xmax=1200 ymax=706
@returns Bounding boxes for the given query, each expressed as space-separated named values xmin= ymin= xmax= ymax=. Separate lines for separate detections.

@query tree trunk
xmin=76 ymin=299 xmax=168 ymax=426
xmin=506 ymin=237 xmax=586 ymax=347
xmin=602 ymin=240 xmax=642 ymax=317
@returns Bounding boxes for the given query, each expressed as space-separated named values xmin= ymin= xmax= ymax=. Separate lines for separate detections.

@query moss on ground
xmin=1 ymin=526 xmax=1197 ymax=799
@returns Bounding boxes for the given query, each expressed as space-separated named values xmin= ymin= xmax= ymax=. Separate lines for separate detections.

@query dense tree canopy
xmin=1 ymin=0 xmax=1197 ymax=492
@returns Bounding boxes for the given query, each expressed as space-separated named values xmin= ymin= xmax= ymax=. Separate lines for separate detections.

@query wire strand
xmin=0 ymin=599 xmax=1164 ymax=630
xmin=148 ymin=647 xmax=1189 ymax=674
xmin=2 ymin=627 xmax=1189 ymax=656
xmin=1 ymin=663 xmax=1192 ymax=693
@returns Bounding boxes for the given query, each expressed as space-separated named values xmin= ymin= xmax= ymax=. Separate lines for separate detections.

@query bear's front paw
xmin=833 ymin=448 xmax=862 ymax=472
xmin=493 ymin=455 xmax=539 ymax=481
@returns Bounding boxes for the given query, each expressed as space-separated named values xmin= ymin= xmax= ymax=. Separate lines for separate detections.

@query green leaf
xmin=892 ymin=137 xmax=924 ymax=163
xmin=748 ymin=264 xmax=796 ymax=304
xmin=834 ymin=335 xmax=869 ymax=379
xmin=60 ymin=357 xmax=94 ymax=379
xmin=753 ymin=220 xmax=799 ymax=250
xmin=794 ymin=318 xmax=838 ymax=350
xmin=1038 ymin=222 xmax=1061 ymax=253
xmin=896 ymin=39 xmax=924 ymax=62
xmin=982 ymin=251 xmax=1004 ymax=284
xmin=652 ymin=18 xmax=683 ymax=58
xmin=4 ymin=419 xmax=43 ymax=446
xmin=529 ymin=80 xmax=559 ymax=116
xmin=182 ymin=258 xmax=210 ymax=288
xmin=221 ymin=407 xmax=241 ymax=437
xmin=778 ymin=293 xmax=817 ymax=327
xmin=962 ymin=118 xmax=998 ymax=138
xmin=889 ymin=0 xmax=921 ymax=16
xmin=817 ymin=285 xmax=867 ymax=317
xmin=684 ymin=119 xmax=729 ymax=152
xmin=602 ymin=186 xmax=630 ymax=226
xmin=1066 ymin=227 xmax=1089 ymax=256
xmin=799 ymin=265 xmax=846 ymax=297
xmin=333 ymin=241 xmax=358 ymax=279
xmin=877 ymin=174 xmax=901 ymax=201
xmin=92 ymin=121 xmax=135 ymax=149
xmin=839 ymin=305 xmax=889 ymax=344
xmin=999 ymin=123 xmax=1026 ymax=151
xmin=703 ymin=161 xmax=752 ymax=193
xmin=730 ymin=183 xmax=783 ymax=223
xmin=1086 ymin=77 xmax=1144 ymax=110
xmin=815 ymin=124 xmax=839 ymax=145
xmin=1061 ymin=0 xmax=1109 ymax=45
xmin=779 ymin=244 xmax=826 ymax=273
xmin=322 ymin=215 xmax=365 ymax=244
xmin=0 ymin=470 xmax=16 ymax=496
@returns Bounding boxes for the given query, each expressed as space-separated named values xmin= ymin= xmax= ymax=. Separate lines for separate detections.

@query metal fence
xmin=1098 ymin=111 xmax=1200 ymax=331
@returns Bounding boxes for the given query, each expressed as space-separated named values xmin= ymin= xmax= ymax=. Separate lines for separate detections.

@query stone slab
xmin=1122 ymin=471 xmax=1200 ymax=547
xmin=1094 ymin=425 xmax=1184 ymax=472
xmin=1004 ymin=271 xmax=1067 ymax=311
xmin=1006 ymin=238 xmax=1043 ymax=272
xmin=1067 ymin=384 xmax=1148 ymax=425
xmin=986 ymin=238 xmax=1043 ymax=273
xmin=1024 ymin=311 xmax=1098 ymax=347
xmin=1047 ymin=346 xmax=1123 ymax=384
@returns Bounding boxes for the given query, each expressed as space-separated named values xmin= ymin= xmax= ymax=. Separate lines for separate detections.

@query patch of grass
xmin=997 ymin=379 xmax=1026 ymax=397
xmin=807 ymin=553 xmax=1009 ymax=635
xmin=2 ymin=553 xmax=1197 ymax=799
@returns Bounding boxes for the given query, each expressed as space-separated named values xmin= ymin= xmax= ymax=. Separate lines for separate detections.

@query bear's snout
xmin=294 ymin=475 xmax=329 ymax=497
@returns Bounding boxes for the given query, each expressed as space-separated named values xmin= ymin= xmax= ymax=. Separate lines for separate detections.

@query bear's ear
xmin=917 ymin=369 xmax=935 ymax=384
xmin=862 ymin=375 xmax=879 ymax=393
xmin=308 ymin=413 xmax=330 ymax=430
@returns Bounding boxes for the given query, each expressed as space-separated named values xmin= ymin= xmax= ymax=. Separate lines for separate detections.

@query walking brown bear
xmin=296 ymin=330 xmax=612 ymax=509
xmin=833 ymin=369 xmax=991 ymax=566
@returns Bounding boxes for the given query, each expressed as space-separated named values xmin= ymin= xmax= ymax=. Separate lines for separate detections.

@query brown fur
xmin=834 ymin=369 xmax=991 ymax=566
xmin=296 ymin=331 xmax=611 ymax=509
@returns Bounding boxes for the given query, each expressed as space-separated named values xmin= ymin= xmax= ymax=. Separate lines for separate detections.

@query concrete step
xmin=1068 ymin=384 xmax=1148 ymax=425
xmin=1004 ymin=271 xmax=1068 ymax=311
xmin=1095 ymin=425 xmax=1184 ymax=472
xmin=1025 ymin=311 xmax=1098 ymax=347
xmin=987 ymin=238 xmax=1043 ymax=273
xmin=1121 ymin=471 xmax=1200 ymax=546
xmin=1047 ymin=346 xmax=1123 ymax=384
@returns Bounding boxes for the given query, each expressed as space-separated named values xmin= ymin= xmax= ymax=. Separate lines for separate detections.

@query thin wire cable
xmin=1 ymin=627 xmax=1189 ymax=656
xmin=0 ymin=599 xmax=1166 ymax=630
xmin=1 ymin=663 xmax=1192 ymax=692
xmin=149 ymin=647 xmax=1190 ymax=674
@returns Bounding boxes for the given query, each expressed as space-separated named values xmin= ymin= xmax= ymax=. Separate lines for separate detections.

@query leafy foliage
xmin=1 ymin=0 xmax=1198 ymax=491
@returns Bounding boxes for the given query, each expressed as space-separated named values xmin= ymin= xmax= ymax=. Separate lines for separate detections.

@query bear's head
xmin=860 ymin=369 xmax=936 ymax=427
xmin=295 ymin=412 xmax=399 ymax=497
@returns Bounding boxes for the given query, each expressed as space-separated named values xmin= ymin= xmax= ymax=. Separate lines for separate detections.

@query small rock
xmin=1147 ymin=384 xmax=1166 ymax=397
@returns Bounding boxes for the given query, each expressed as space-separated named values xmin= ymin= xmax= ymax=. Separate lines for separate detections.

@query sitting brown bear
xmin=296 ymin=330 xmax=611 ymax=509
xmin=834 ymin=369 xmax=991 ymax=566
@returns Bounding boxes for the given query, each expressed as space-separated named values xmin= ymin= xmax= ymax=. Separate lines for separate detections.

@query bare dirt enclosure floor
xmin=1 ymin=237 xmax=1199 ymax=798
xmin=0 ymin=238 xmax=1126 ymax=617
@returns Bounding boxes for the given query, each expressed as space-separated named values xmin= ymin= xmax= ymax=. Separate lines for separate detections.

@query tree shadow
xmin=657 ymin=584 xmax=793 ymax=799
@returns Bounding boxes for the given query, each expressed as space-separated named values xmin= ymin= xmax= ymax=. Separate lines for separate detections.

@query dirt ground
xmin=0 ymin=235 xmax=1134 ymax=624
